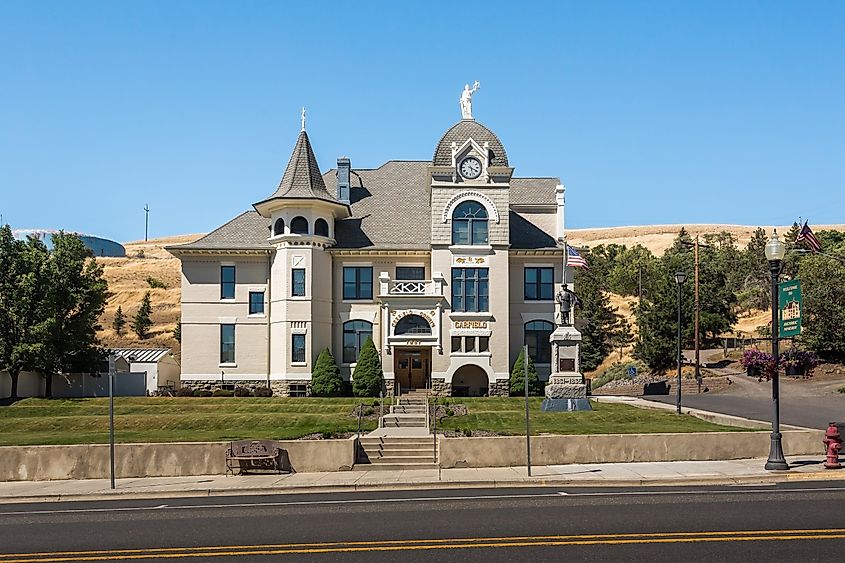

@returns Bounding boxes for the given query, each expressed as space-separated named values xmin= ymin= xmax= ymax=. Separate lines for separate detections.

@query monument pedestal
xmin=541 ymin=326 xmax=592 ymax=412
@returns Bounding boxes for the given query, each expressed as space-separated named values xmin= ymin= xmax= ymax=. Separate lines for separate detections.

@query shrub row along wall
xmin=437 ymin=430 xmax=824 ymax=468
xmin=0 ymin=439 xmax=356 ymax=482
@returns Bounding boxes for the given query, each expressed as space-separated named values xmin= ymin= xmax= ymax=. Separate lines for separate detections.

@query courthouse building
xmin=168 ymin=93 xmax=577 ymax=396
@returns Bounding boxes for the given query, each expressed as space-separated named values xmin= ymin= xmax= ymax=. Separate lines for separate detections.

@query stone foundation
xmin=431 ymin=378 xmax=451 ymax=397
xmin=270 ymin=380 xmax=312 ymax=397
xmin=544 ymin=383 xmax=587 ymax=399
xmin=488 ymin=379 xmax=509 ymax=397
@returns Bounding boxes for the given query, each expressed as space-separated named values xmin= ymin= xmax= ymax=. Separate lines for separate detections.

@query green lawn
xmin=0 ymin=396 xmax=747 ymax=446
xmin=0 ymin=397 xmax=380 ymax=446
xmin=436 ymin=398 xmax=749 ymax=435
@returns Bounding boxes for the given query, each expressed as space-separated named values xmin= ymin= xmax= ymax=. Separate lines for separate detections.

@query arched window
xmin=273 ymin=218 xmax=285 ymax=236
xmin=343 ymin=320 xmax=373 ymax=364
xmin=314 ymin=218 xmax=329 ymax=237
xmin=524 ymin=320 xmax=554 ymax=364
xmin=395 ymin=315 xmax=432 ymax=336
xmin=451 ymin=201 xmax=488 ymax=245
xmin=290 ymin=216 xmax=309 ymax=234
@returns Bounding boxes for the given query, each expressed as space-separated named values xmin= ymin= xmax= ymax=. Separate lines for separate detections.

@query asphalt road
xmin=1 ymin=483 xmax=845 ymax=561
xmin=645 ymin=370 xmax=845 ymax=430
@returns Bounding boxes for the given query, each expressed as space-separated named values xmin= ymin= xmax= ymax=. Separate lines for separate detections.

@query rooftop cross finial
xmin=459 ymin=81 xmax=480 ymax=120
xmin=300 ymin=106 xmax=306 ymax=132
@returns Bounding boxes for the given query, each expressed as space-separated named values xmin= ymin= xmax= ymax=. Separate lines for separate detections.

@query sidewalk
xmin=1 ymin=456 xmax=843 ymax=504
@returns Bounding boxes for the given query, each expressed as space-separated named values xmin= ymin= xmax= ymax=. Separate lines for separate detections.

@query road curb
xmin=2 ymin=471 xmax=844 ymax=505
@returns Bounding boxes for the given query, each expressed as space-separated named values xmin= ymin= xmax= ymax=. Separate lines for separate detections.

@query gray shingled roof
xmin=169 ymin=211 xmax=271 ymax=251
xmin=326 ymin=161 xmax=432 ymax=250
xmin=171 ymin=166 xmax=561 ymax=252
xmin=259 ymin=130 xmax=337 ymax=204
xmin=433 ymin=120 xmax=509 ymax=167
xmin=510 ymin=178 xmax=559 ymax=207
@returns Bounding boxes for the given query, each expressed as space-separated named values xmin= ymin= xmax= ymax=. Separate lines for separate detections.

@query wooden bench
xmin=225 ymin=440 xmax=287 ymax=475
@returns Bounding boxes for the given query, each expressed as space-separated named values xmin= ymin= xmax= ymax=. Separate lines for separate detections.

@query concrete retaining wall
xmin=437 ymin=430 xmax=824 ymax=468
xmin=0 ymin=439 xmax=356 ymax=482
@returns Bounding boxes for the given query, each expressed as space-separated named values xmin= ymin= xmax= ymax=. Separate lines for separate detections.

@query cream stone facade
xmin=168 ymin=103 xmax=576 ymax=397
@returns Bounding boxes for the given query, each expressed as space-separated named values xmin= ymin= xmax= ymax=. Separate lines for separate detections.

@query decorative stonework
xmin=182 ymin=380 xmax=273 ymax=394
xmin=441 ymin=190 xmax=501 ymax=223
xmin=431 ymin=378 xmax=451 ymax=397
xmin=488 ymin=380 xmax=509 ymax=397
xmin=271 ymin=380 xmax=312 ymax=397
xmin=384 ymin=379 xmax=395 ymax=396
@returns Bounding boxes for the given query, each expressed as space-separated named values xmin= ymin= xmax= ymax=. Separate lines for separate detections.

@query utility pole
xmin=144 ymin=204 xmax=150 ymax=242
xmin=694 ymin=236 xmax=701 ymax=392
xmin=523 ymin=345 xmax=532 ymax=477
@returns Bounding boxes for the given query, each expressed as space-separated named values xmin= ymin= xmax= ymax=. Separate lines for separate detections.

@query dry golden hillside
xmin=567 ymin=224 xmax=845 ymax=256
xmin=97 ymin=234 xmax=201 ymax=353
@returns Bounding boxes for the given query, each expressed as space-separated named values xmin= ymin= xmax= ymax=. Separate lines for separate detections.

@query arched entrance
xmin=451 ymin=365 xmax=489 ymax=397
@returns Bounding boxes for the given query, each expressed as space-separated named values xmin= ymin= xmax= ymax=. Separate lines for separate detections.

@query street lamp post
xmin=674 ymin=271 xmax=687 ymax=415
xmin=764 ymin=230 xmax=789 ymax=470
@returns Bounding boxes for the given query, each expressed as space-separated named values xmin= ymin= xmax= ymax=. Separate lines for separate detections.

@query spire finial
xmin=300 ymin=106 xmax=306 ymax=132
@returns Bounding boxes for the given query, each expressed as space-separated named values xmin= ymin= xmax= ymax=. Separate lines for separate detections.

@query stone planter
xmin=785 ymin=365 xmax=805 ymax=377
xmin=746 ymin=366 xmax=762 ymax=377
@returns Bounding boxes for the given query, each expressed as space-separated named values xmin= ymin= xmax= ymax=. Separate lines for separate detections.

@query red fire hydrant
xmin=823 ymin=422 xmax=842 ymax=469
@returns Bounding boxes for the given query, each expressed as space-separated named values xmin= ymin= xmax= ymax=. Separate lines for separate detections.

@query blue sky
xmin=1 ymin=1 xmax=843 ymax=242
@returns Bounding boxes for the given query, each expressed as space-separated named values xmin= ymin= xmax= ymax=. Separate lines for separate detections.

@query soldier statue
xmin=555 ymin=286 xmax=580 ymax=327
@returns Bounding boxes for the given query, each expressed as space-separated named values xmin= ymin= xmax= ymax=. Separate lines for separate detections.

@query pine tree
xmin=575 ymin=263 xmax=621 ymax=372
xmin=132 ymin=292 xmax=153 ymax=339
xmin=799 ymin=255 xmax=845 ymax=360
xmin=112 ymin=306 xmax=126 ymax=336
xmin=352 ymin=337 xmax=383 ymax=397
xmin=311 ymin=348 xmax=344 ymax=397
xmin=509 ymin=348 xmax=543 ymax=396
xmin=172 ymin=321 xmax=181 ymax=344
xmin=633 ymin=270 xmax=679 ymax=372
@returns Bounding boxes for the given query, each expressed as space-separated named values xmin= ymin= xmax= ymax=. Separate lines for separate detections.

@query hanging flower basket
xmin=780 ymin=348 xmax=818 ymax=378
xmin=740 ymin=349 xmax=776 ymax=380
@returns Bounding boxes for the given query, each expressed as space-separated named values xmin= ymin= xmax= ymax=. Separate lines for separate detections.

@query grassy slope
xmin=437 ymin=398 xmax=747 ymax=435
xmin=0 ymin=397 xmax=745 ymax=446
xmin=0 ymin=397 xmax=378 ymax=445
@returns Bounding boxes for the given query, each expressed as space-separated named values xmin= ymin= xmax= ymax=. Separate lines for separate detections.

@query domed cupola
xmin=433 ymin=120 xmax=509 ymax=168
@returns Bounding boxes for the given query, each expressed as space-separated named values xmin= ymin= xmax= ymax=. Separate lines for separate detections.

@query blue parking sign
xmin=627 ymin=366 xmax=637 ymax=378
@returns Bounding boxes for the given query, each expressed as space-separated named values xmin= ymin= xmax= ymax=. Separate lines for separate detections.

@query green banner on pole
xmin=778 ymin=279 xmax=802 ymax=338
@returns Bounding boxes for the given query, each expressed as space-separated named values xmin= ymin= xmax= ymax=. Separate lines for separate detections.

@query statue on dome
xmin=460 ymin=81 xmax=480 ymax=120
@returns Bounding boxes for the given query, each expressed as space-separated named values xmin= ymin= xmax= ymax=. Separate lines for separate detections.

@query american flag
xmin=795 ymin=222 xmax=822 ymax=252
xmin=567 ymin=246 xmax=589 ymax=268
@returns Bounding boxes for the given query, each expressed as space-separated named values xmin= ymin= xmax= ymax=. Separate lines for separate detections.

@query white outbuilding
xmin=111 ymin=348 xmax=181 ymax=395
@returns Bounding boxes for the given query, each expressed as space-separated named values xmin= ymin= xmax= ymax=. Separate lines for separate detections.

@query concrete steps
xmin=355 ymin=435 xmax=437 ymax=471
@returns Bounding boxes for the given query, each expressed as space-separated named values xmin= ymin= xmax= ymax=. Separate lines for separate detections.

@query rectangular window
xmin=524 ymin=267 xmax=554 ymax=301
xmin=451 ymin=268 xmax=489 ymax=312
xmin=343 ymin=321 xmax=373 ymax=364
xmin=479 ymin=336 xmax=490 ymax=352
xmin=220 ymin=266 xmax=235 ymax=300
xmin=343 ymin=266 xmax=373 ymax=300
xmin=396 ymin=266 xmax=425 ymax=280
xmin=451 ymin=336 xmax=462 ymax=353
xmin=289 ymin=384 xmax=308 ymax=397
xmin=292 ymin=268 xmax=306 ymax=297
xmin=248 ymin=291 xmax=264 ymax=315
xmin=465 ymin=336 xmax=476 ymax=353
xmin=220 ymin=324 xmax=235 ymax=364
xmin=292 ymin=334 xmax=306 ymax=363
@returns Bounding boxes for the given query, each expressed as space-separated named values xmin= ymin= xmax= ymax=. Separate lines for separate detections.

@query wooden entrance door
xmin=395 ymin=349 xmax=431 ymax=391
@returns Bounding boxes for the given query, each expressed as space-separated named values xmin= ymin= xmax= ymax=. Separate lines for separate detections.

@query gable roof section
xmin=326 ymin=161 xmax=432 ymax=250
xmin=168 ymin=211 xmax=271 ymax=251
xmin=111 ymin=348 xmax=172 ymax=363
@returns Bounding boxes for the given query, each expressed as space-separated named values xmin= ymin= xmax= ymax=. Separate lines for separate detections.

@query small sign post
xmin=108 ymin=353 xmax=116 ymax=490
xmin=778 ymin=280 xmax=802 ymax=338
xmin=627 ymin=366 xmax=637 ymax=378
xmin=523 ymin=345 xmax=532 ymax=477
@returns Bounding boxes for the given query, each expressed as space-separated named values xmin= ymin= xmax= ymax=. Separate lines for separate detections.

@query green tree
xmin=0 ymin=228 xmax=48 ymax=399
xmin=352 ymin=337 xmax=383 ymax=397
xmin=606 ymin=244 xmax=658 ymax=299
xmin=132 ymin=292 xmax=153 ymax=339
xmin=172 ymin=321 xmax=181 ymax=344
xmin=311 ymin=348 xmax=344 ymax=397
xmin=575 ymin=260 xmax=621 ymax=372
xmin=37 ymin=232 xmax=109 ymax=397
xmin=633 ymin=270 xmax=680 ymax=372
xmin=509 ymin=347 xmax=543 ymax=396
xmin=112 ymin=306 xmax=126 ymax=336
xmin=799 ymin=255 xmax=845 ymax=360
xmin=610 ymin=318 xmax=635 ymax=361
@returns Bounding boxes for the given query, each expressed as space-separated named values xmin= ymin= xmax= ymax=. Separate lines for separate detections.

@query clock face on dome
xmin=459 ymin=156 xmax=482 ymax=179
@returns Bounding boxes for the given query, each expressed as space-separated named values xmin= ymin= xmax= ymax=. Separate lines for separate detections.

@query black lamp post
xmin=674 ymin=271 xmax=687 ymax=415
xmin=764 ymin=230 xmax=789 ymax=470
